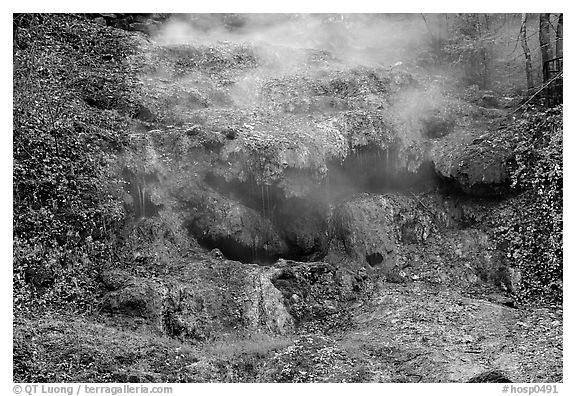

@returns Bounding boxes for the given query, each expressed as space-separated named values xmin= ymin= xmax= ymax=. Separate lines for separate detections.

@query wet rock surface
xmin=185 ymin=190 xmax=290 ymax=263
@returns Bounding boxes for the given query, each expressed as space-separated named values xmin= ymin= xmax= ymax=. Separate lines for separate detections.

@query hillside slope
xmin=13 ymin=14 xmax=562 ymax=383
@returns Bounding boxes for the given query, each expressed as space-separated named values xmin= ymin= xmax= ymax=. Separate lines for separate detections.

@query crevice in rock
xmin=366 ymin=252 xmax=384 ymax=267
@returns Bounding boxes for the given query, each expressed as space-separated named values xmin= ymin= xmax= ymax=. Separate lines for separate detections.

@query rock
xmin=93 ymin=17 xmax=107 ymax=26
xmin=479 ymin=93 xmax=500 ymax=109
xmin=326 ymin=193 xmax=436 ymax=272
xmin=244 ymin=270 xmax=295 ymax=334
xmin=100 ymin=263 xmax=296 ymax=339
xmin=101 ymin=272 xmax=166 ymax=325
xmin=467 ymin=370 xmax=512 ymax=383
xmin=431 ymin=128 xmax=515 ymax=196
xmin=268 ymin=261 xmax=373 ymax=323
xmin=187 ymin=191 xmax=289 ymax=263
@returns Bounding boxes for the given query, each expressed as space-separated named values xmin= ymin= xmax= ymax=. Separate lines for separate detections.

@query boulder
xmin=100 ymin=264 xmax=295 ymax=339
xmin=432 ymin=127 xmax=515 ymax=196
xmin=326 ymin=193 xmax=437 ymax=275
xmin=101 ymin=273 xmax=166 ymax=326
xmin=93 ymin=17 xmax=107 ymax=27
xmin=268 ymin=260 xmax=373 ymax=323
xmin=186 ymin=191 xmax=289 ymax=263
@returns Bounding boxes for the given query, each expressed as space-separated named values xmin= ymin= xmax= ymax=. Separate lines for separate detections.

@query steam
xmin=128 ymin=14 xmax=536 ymax=263
xmin=143 ymin=13 xmax=456 ymax=133
xmin=152 ymin=14 xmax=430 ymax=69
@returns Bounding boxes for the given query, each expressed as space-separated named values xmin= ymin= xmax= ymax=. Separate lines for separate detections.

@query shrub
xmin=13 ymin=14 xmax=136 ymax=314
xmin=495 ymin=106 xmax=562 ymax=304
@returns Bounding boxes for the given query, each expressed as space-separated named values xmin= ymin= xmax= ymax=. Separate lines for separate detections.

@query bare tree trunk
xmin=556 ymin=14 xmax=563 ymax=58
xmin=521 ymin=14 xmax=534 ymax=90
xmin=540 ymin=13 xmax=552 ymax=83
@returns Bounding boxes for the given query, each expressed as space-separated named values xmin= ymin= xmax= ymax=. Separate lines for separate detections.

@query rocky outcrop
xmin=99 ymin=258 xmax=370 ymax=340
xmin=100 ymin=263 xmax=294 ymax=339
xmin=431 ymin=126 xmax=515 ymax=196
xmin=326 ymin=193 xmax=438 ymax=273
xmin=186 ymin=190 xmax=289 ymax=263
xmin=114 ymin=21 xmax=518 ymax=303
xmin=268 ymin=261 xmax=372 ymax=324
xmin=101 ymin=270 xmax=167 ymax=328
xmin=325 ymin=193 xmax=513 ymax=290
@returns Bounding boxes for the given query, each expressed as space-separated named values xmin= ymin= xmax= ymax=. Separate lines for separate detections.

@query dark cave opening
xmin=200 ymin=146 xmax=444 ymax=265
xmin=366 ymin=252 xmax=384 ymax=267
xmin=326 ymin=145 xmax=439 ymax=199
xmin=196 ymin=234 xmax=281 ymax=265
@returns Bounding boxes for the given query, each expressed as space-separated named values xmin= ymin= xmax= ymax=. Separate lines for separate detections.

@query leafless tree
xmin=556 ymin=14 xmax=563 ymax=58
xmin=521 ymin=14 xmax=534 ymax=90
xmin=539 ymin=13 xmax=552 ymax=83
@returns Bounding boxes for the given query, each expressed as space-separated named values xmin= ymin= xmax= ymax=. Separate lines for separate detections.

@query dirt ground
xmin=308 ymin=282 xmax=562 ymax=382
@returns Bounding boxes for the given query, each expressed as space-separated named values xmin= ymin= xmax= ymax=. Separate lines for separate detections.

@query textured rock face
xmin=243 ymin=271 xmax=296 ymax=334
xmin=117 ymin=36 xmax=466 ymax=265
xmin=105 ymin=20 xmax=519 ymax=343
xmin=431 ymin=126 xmax=515 ymax=196
xmin=268 ymin=261 xmax=372 ymax=324
xmin=325 ymin=193 xmax=513 ymax=289
xmin=101 ymin=272 xmax=166 ymax=328
xmin=99 ymin=259 xmax=370 ymax=339
xmin=100 ymin=264 xmax=294 ymax=339
xmin=326 ymin=193 xmax=436 ymax=273
xmin=186 ymin=190 xmax=289 ymax=263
